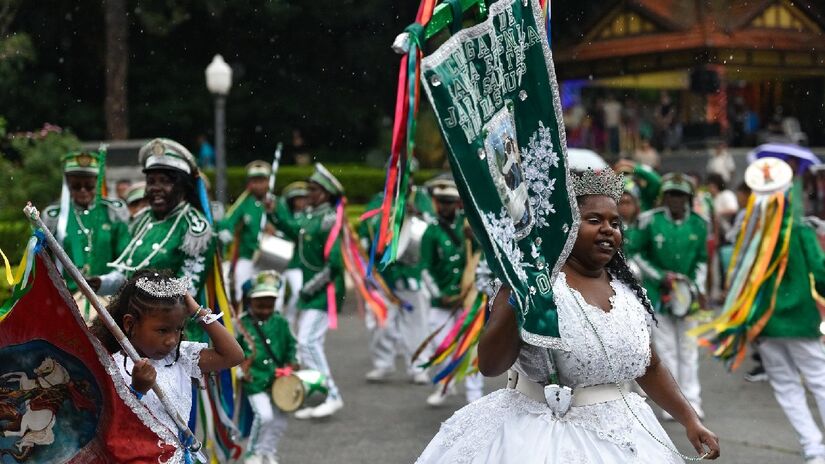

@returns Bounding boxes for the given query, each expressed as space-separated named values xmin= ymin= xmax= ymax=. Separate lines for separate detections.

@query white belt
xmin=512 ymin=374 xmax=626 ymax=408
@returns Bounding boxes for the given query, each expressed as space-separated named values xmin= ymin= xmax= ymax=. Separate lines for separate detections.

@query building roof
xmin=555 ymin=0 xmax=825 ymax=78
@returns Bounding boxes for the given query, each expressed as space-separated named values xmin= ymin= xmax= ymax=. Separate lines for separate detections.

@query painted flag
xmin=0 ymin=252 xmax=182 ymax=463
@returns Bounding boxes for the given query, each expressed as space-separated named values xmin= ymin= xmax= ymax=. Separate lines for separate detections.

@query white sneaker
xmin=365 ymin=367 xmax=394 ymax=382
xmin=426 ymin=386 xmax=453 ymax=407
xmin=411 ymin=371 xmax=431 ymax=385
xmin=465 ymin=390 xmax=483 ymax=403
xmin=244 ymin=454 xmax=264 ymax=464
xmin=311 ymin=397 xmax=344 ymax=418
xmin=805 ymin=457 xmax=825 ymax=464
xmin=265 ymin=454 xmax=279 ymax=464
xmin=294 ymin=407 xmax=315 ymax=420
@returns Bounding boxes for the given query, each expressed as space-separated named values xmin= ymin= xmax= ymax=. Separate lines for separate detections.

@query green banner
xmin=421 ymin=0 xmax=577 ymax=347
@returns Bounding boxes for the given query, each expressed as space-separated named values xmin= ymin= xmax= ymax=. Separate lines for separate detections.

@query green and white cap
xmin=63 ymin=151 xmax=102 ymax=176
xmin=660 ymin=173 xmax=695 ymax=196
xmin=283 ymin=181 xmax=309 ymax=199
xmin=249 ymin=270 xmax=282 ymax=299
xmin=309 ymin=163 xmax=344 ymax=196
xmin=426 ymin=173 xmax=460 ymax=199
xmin=139 ymin=138 xmax=198 ymax=175
xmin=246 ymin=160 xmax=271 ymax=178
xmin=125 ymin=182 xmax=146 ymax=205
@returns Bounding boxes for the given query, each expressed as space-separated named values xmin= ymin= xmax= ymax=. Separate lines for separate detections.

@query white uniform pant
xmin=247 ymin=392 xmax=287 ymax=457
xmin=234 ymin=258 xmax=257 ymax=302
xmin=367 ymin=288 xmax=430 ymax=375
xmin=278 ymin=268 xmax=303 ymax=332
xmin=758 ymin=338 xmax=825 ymax=459
xmin=427 ymin=306 xmax=484 ymax=402
xmin=651 ymin=315 xmax=701 ymax=409
xmin=297 ymin=309 xmax=340 ymax=400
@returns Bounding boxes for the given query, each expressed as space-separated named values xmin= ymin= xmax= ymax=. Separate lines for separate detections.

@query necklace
xmin=569 ymin=282 xmax=710 ymax=462
xmin=72 ymin=207 xmax=94 ymax=270
xmin=110 ymin=203 xmax=189 ymax=273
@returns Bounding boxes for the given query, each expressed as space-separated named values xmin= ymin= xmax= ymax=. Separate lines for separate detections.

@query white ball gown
xmin=417 ymin=273 xmax=685 ymax=464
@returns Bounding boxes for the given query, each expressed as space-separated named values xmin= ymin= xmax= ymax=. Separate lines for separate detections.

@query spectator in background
xmin=115 ymin=179 xmax=131 ymax=201
xmin=197 ymin=134 xmax=215 ymax=169
xmin=654 ymin=91 xmax=677 ymax=153
xmin=706 ymin=141 xmax=736 ymax=184
xmin=633 ymin=137 xmax=661 ymax=172
xmin=602 ymin=93 xmax=622 ymax=156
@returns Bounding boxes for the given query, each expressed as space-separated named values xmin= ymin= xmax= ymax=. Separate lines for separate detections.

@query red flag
xmin=0 ymin=255 xmax=181 ymax=463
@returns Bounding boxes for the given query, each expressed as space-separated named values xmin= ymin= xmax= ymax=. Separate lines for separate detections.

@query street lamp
xmin=205 ymin=54 xmax=232 ymax=205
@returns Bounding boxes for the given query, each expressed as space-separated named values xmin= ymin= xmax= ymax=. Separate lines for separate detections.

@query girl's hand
xmin=183 ymin=293 xmax=201 ymax=316
xmin=131 ymin=358 xmax=157 ymax=394
xmin=685 ymin=421 xmax=720 ymax=460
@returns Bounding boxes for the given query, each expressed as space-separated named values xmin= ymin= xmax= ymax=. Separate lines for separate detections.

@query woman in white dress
xmin=417 ymin=170 xmax=720 ymax=463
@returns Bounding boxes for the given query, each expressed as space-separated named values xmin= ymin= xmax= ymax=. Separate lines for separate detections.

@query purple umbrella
xmin=747 ymin=143 xmax=821 ymax=173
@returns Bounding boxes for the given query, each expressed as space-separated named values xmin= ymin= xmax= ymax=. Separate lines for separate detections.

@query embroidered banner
xmin=0 ymin=255 xmax=180 ymax=463
xmin=420 ymin=0 xmax=577 ymax=347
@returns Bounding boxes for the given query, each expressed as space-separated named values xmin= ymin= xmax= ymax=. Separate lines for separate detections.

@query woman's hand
xmin=685 ymin=420 xmax=720 ymax=459
xmin=131 ymin=358 xmax=157 ymax=394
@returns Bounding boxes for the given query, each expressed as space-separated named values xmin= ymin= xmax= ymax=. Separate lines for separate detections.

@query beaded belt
xmin=508 ymin=370 xmax=628 ymax=415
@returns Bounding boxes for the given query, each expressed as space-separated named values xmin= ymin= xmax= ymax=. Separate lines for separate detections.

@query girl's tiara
xmin=135 ymin=275 xmax=190 ymax=298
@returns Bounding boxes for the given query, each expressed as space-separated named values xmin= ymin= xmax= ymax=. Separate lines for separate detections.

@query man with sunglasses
xmin=43 ymin=151 xmax=130 ymax=297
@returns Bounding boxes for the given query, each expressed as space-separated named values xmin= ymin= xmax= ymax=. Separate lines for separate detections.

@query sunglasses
xmin=68 ymin=182 xmax=96 ymax=192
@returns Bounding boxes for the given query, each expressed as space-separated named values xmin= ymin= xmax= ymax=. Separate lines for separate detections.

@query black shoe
xmin=744 ymin=365 xmax=768 ymax=382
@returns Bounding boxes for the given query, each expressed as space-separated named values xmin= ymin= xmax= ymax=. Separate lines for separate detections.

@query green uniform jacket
xmin=622 ymin=221 xmax=642 ymax=258
xmin=44 ymin=199 xmax=130 ymax=292
xmin=109 ymin=202 xmax=215 ymax=295
xmin=357 ymin=189 xmax=435 ymax=291
xmin=633 ymin=164 xmax=662 ymax=212
xmin=237 ymin=312 xmax=296 ymax=394
xmin=271 ymin=199 xmax=345 ymax=312
xmin=285 ymin=210 xmax=307 ymax=270
xmin=760 ymin=224 xmax=825 ymax=338
xmin=635 ymin=207 xmax=708 ymax=312
xmin=420 ymin=214 xmax=467 ymax=308
xmin=217 ymin=192 xmax=266 ymax=260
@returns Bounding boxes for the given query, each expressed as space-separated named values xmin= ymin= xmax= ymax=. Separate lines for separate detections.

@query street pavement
xmin=277 ymin=310 xmax=817 ymax=463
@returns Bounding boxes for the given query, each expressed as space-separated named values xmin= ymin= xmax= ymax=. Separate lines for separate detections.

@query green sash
xmin=420 ymin=0 xmax=577 ymax=347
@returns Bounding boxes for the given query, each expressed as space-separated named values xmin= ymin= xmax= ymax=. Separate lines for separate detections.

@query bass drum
xmin=396 ymin=216 xmax=429 ymax=265
xmin=254 ymin=233 xmax=295 ymax=273
xmin=271 ymin=369 xmax=329 ymax=412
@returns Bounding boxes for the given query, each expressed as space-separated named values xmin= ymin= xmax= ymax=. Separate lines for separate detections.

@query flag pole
xmin=23 ymin=203 xmax=205 ymax=459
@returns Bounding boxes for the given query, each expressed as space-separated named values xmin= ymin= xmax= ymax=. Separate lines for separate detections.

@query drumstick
xmin=23 ymin=203 xmax=205 ymax=459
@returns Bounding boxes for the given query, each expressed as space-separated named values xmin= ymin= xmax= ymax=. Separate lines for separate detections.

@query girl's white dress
xmin=417 ymin=273 xmax=685 ymax=464
xmin=114 ymin=340 xmax=207 ymax=435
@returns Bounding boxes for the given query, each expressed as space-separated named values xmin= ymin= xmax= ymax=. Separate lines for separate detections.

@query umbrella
xmin=566 ymin=148 xmax=607 ymax=171
xmin=747 ymin=143 xmax=821 ymax=173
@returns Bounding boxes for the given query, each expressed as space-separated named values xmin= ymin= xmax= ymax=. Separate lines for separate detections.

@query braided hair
xmin=576 ymin=195 xmax=656 ymax=320
xmin=90 ymin=270 xmax=187 ymax=366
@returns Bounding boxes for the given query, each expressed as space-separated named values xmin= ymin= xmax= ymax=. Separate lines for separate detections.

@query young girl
xmin=91 ymin=270 xmax=244 ymax=438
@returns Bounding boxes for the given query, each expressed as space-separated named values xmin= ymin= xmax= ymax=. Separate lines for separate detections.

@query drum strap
xmin=437 ymin=217 xmax=462 ymax=247
xmin=250 ymin=321 xmax=281 ymax=366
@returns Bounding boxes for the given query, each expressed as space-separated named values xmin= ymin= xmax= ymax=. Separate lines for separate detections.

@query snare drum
xmin=667 ymin=278 xmax=697 ymax=318
xmin=254 ymin=233 xmax=295 ymax=272
xmin=271 ymin=369 xmax=329 ymax=412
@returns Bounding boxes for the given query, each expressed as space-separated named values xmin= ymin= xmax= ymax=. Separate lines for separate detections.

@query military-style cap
xmin=660 ymin=173 xmax=695 ymax=196
xmin=282 ymin=181 xmax=309 ymax=200
xmin=63 ymin=151 xmax=102 ymax=176
xmin=125 ymin=182 xmax=146 ymax=205
xmin=139 ymin=138 xmax=198 ymax=175
xmin=308 ymin=163 xmax=344 ymax=196
xmin=248 ymin=270 xmax=282 ymax=299
xmin=425 ymin=173 xmax=460 ymax=199
xmin=246 ymin=160 xmax=271 ymax=179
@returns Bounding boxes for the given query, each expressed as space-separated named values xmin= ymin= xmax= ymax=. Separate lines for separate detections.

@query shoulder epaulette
xmin=101 ymin=198 xmax=130 ymax=223
xmin=637 ymin=207 xmax=664 ymax=228
xmin=181 ymin=207 xmax=212 ymax=257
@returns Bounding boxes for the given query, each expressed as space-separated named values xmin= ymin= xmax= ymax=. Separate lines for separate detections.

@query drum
xmin=254 ymin=233 xmax=295 ymax=272
xmin=396 ymin=216 xmax=429 ymax=265
xmin=271 ymin=369 xmax=329 ymax=412
xmin=667 ymin=278 xmax=697 ymax=318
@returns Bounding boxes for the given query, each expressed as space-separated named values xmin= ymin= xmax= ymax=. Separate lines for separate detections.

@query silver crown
xmin=571 ymin=168 xmax=624 ymax=202
xmin=136 ymin=275 xmax=190 ymax=298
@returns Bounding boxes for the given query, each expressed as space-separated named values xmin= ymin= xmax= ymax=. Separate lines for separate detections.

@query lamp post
xmin=205 ymin=54 xmax=232 ymax=205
